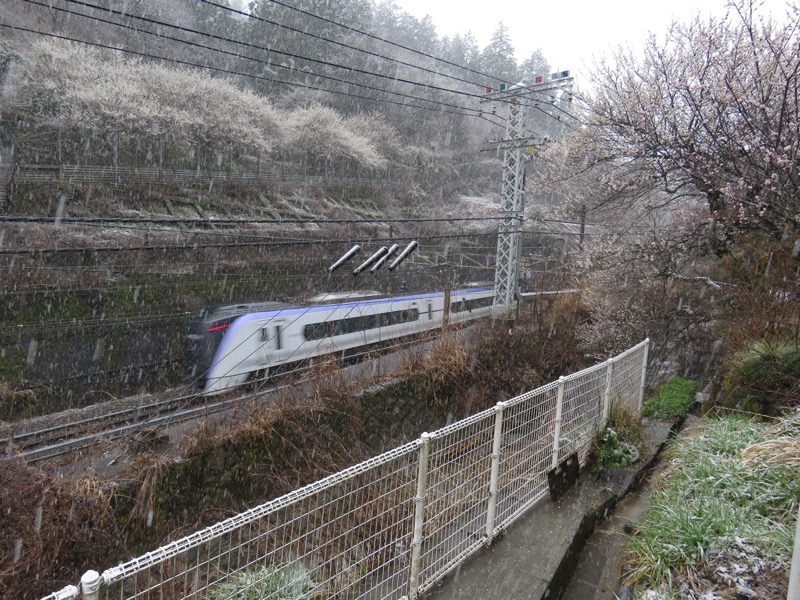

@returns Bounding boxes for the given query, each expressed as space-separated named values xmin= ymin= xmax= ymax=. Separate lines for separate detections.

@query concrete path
xmin=426 ymin=419 xmax=678 ymax=600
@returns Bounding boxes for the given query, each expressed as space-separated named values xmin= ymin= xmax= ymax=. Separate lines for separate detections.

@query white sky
xmin=393 ymin=0 xmax=793 ymax=83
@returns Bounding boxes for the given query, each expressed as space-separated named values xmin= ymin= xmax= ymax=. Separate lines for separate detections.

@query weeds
xmin=0 ymin=459 xmax=126 ymax=599
xmin=721 ymin=340 xmax=800 ymax=413
xmin=589 ymin=404 xmax=642 ymax=474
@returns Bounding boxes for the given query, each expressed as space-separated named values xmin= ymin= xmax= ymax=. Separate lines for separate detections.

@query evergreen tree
xmin=479 ymin=22 xmax=519 ymax=84
xmin=520 ymin=48 xmax=550 ymax=83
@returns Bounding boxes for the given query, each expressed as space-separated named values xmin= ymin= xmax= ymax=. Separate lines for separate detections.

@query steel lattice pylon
xmin=483 ymin=73 xmax=574 ymax=320
xmin=492 ymin=97 xmax=525 ymax=317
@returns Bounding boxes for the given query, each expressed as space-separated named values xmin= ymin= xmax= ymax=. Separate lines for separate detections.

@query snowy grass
xmin=625 ymin=412 xmax=800 ymax=594
xmin=205 ymin=564 xmax=318 ymax=600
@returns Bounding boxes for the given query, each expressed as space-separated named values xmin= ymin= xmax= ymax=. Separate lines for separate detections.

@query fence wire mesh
xmin=42 ymin=340 xmax=648 ymax=600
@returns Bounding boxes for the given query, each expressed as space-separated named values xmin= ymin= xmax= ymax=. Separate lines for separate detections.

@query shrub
xmin=720 ymin=341 xmax=800 ymax=413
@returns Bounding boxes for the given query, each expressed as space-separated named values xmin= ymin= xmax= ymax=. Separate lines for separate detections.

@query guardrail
xmin=41 ymin=339 xmax=649 ymax=600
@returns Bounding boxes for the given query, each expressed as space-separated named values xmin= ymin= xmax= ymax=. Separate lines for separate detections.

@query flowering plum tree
xmin=536 ymin=1 xmax=799 ymax=379
xmin=589 ymin=1 xmax=799 ymax=245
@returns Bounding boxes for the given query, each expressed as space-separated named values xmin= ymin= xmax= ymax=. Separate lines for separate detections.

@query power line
xmin=197 ymin=0 xmax=491 ymax=92
xmin=17 ymin=0 xmax=498 ymax=123
xmin=17 ymin=0 xmax=574 ymax=129
xmin=244 ymin=0 xmax=514 ymax=86
xmin=0 ymin=231 xmax=503 ymax=256
xmin=0 ymin=215 xmax=506 ymax=225
xmin=42 ymin=0 xmax=499 ymax=112
xmin=218 ymin=0 xmax=583 ymax=125
xmin=0 ymin=21 xmax=502 ymax=128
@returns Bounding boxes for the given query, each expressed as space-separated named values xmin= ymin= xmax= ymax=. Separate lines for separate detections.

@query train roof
xmin=305 ymin=290 xmax=384 ymax=304
xmin=197 ymin=301 xmax=293 ymax=321
xmin=197 ymin=288 xmax=493 ymax=328
xmin=227 ymin=288 xmax=493 ymax=321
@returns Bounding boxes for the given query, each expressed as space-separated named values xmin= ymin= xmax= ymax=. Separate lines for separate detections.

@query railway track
xmin=0 ymin=336 xmax=419 ymax=463
xmin=0 ymin=382 xmax=283 ymax=463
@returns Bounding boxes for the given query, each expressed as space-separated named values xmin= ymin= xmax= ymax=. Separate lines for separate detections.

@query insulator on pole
xmin=388 ymin=241 xmax=418 ymax=271
xmin=370 ymin=243 xmax=400 ymax=273
xmin=352 ymin=246 xmax=388 ymax=276
xmin=328 ymin=245 xmax=361 ymax=273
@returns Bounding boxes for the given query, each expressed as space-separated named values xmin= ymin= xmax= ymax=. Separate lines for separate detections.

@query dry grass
xmin=738 ymin=409 xmax=800 ymax=469
xmin=0 ymin=458 xmax=126 ymax=600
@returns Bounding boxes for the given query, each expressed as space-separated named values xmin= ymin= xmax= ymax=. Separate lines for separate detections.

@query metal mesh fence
xmin=42 ymin=339 xmax=648 ymax=600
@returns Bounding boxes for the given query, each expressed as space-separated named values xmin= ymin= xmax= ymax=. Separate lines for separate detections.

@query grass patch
xmin=624 ymin=412 xmax=800 ymax=595
xmin=206 ymin=564 xmax=318 ymax=599
xmin=642 ymin=377 xmax=698 ymax=420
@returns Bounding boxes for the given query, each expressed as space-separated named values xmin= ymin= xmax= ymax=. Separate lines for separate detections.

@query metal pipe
xmin=327 ymin=245 xmax=361 ymax=273
xmin=638 ymin=338 xmax=650 ymax=412
xmin=388 ymin=241 xmax=418 ymax=271
xmin=789 ymin=503 xmax=800 ymax=600
xmin=408 ymin=433 xmax=431 ymax=599
xmin=352 ymin=246 xmax=388 ymax=275
xmin=369 ymin=243 xmax=400 ymax=273
xmin=485 ymin=402 xmax=506 ymax=542
xmin=602 ymin=357 xmax=615 ymax=426
xmin=552 ymin=376 xmax=566 ymax=469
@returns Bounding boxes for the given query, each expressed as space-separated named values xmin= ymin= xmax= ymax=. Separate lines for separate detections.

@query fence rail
xmin=42 ymin=339 xmax=649 ymax=600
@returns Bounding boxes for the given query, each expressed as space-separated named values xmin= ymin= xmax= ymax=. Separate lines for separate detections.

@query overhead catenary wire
xmin=0 ymin=226 xmax=598 ymax=257
xmin=0 ymin=22 xmax=504 ymax=129
xmin=14 ymin=0 xmax=500 ymax=123
xmin=197 ymin=0 xmax=495 ymax=91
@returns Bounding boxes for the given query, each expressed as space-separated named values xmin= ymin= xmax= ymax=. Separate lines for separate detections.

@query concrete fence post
xmin=551 ymin=377 xmax=566 ymax=469
xmin=603 ymin=357 xmax=615 ymax=426
xmin=408 ymin=433 xmax=431 ymax=600
xmin=638 ymin=338 xmax=650 ymax=412
xmin=485 ymin=401 xmax=507 ymax=542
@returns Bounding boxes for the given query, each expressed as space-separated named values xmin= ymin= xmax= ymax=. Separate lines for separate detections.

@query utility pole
xmin=482 ymin=72 xmax=573 ymax=320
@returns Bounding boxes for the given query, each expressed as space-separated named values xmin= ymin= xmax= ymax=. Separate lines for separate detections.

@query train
xmin=186 ymin=287 xmax=495 ymax=395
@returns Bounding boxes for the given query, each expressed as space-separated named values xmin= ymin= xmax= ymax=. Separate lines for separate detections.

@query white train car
xmin=188 ymin=288 xmax=494 ymax=395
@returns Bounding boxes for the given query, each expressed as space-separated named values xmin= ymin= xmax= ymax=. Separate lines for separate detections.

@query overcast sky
xmin=393 ymin=0 xmax=793 ymax=83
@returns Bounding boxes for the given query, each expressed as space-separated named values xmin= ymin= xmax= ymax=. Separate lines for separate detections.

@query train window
xmin=428 ymin=303 xmax=432 ymax=320
xmin=261 ymin=328 xmax=269 ymax=342
xmin=304 ymin=322 xmax=327 ymax=340
xmin=468 ymin=296 xmax=493 ymax=310
xmin=451 ymin=296 xmax=492 ymax=313
xmin=274 ymin=325 xmax=282 ymax=350
xmin=305 ymin=308 xmax=420 ymax=341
